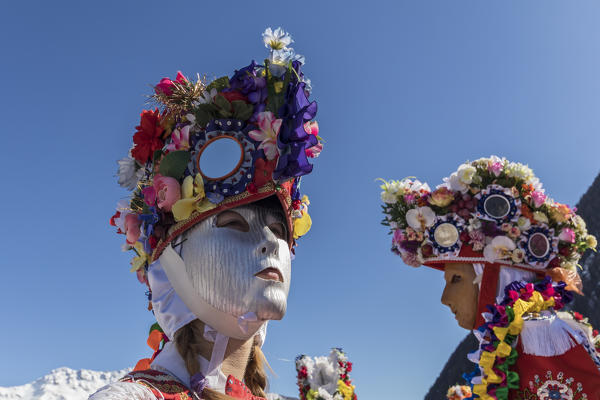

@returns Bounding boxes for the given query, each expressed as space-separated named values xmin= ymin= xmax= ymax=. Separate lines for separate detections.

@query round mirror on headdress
xmin=521 ymin=227 xmax=555 ymax=266
xmin=428 ymin=217 xmax=463 ymax=254
xmin=198 ymin=136 xmax=244 ymax=181
xmin=191 ymin=119 xmax=256 ymax=197
xmin=476 ymin=186 xmax=519 ymax=224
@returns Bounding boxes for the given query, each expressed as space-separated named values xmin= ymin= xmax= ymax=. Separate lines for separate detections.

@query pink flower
xmin=124 ymin=213 xmax=141 ymax=245
xmin=155 ymin=71 xmax=188 ymax=96
xmin=428 ymin=187 xmax=454 ymax=207
xmin=531 ymin=191 xmax=546 ymax=208
xmin=304 ymin=121 xmax=323 ymax=158
xmin=559 ymin=227 xmax=576 ymax=243
xmin=404 ymin=193 xmax=416 ymax=205
xmin=392 ymin=229 xmax=405 ymax=245
xmin=142 ymin=174 xmax=181 ymax=212
xmin=488 ymin=161 xmax=503 ymax=176
xmin=154 ymin=174 xmax=181 ymax=212
xmin=248 ymin=111 xmax=282 ymax=160
xmin=166 ymin=125 xmax=191 ymax=151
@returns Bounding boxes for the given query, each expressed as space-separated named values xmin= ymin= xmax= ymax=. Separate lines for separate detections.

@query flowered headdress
xmin=295 ymin=348 xmax=357 ymax=400
xmin=380 ymin=156 xmax=596 ymax=321
xmin=380 ymin=156 xmax=596 ymax=281
xmin=111 ymin=27 xmax=322 ymax=282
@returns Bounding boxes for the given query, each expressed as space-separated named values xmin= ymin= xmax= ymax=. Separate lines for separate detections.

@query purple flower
xmin=274 ymin=81 xmax=318 ymax=180
xmin=229 ymin=61 xmax=268 ymax=105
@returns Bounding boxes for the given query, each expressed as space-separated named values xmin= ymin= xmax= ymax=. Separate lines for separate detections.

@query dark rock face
xmin=424 ymin=172 xmax=600 ymax=399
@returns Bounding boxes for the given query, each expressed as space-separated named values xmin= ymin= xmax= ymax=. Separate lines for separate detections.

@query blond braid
xmin=244 ymin=344 xmax=268 ymax=397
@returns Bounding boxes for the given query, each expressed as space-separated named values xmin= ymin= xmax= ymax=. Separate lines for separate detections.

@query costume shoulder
xmin=88 ymin=381 xmax=157 ymax=400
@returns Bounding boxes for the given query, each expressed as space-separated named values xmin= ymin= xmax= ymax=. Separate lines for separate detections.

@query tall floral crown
xmin=380 ymin=156 xmax=596 ymax=290
xmin=295 ymin=348 xmax=357 ymax=400
xmin=111 ymin=28 xmax=323 ymax=281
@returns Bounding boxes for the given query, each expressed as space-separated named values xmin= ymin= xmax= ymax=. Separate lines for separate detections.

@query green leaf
xmin=206 ymin=76 xmax=230 ymax=92
xmin=231 ymin=100 xmax=253 ymax=121
xmin=158 ymin=151 xmax=191 ymax=179
xmin=153 ymin=150 xmax=163 ymax=164
xmin=194 ymin=104 xmax=216 ymax=128
xmin=214 ymin=93 xmax=231 ymax=110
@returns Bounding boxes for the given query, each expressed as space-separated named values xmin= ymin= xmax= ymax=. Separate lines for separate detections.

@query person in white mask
xmin=92 ymin=27 xmax=322 ymax=400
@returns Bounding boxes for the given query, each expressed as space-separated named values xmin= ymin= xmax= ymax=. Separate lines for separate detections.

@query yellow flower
xmin=130 ymin=241 xmax=149 ymax=272
xmin=549 ymin=203 xmax=571 ymax=223
xmin=172 ymin=174 xmax=215 ymax=221
xmin=533 ymin=211 xmax=549 ymax=224
xmin=586 ymin=235 xmax=597 ymax=250
xmin=337 ymin=380 xmax=355 ymax=400
xmin=306 ymin=389 xmax=318 ymax=400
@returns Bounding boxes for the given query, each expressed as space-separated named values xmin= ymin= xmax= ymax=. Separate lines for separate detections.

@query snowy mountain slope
xmin=0 ymin=367 xmax=298 ymax=400
xmin=0 ymin=367 xmax=130 ymax=400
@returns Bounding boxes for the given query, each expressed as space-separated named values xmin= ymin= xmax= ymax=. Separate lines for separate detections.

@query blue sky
xmin=2 ymin=1 xmax=600 ymax=398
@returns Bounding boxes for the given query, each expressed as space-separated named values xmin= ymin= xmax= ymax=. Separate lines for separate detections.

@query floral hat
xmin=111 ymin=27 xmax=323 ymax=282
xmin=380 ymin=156 xmax=597 ymax=292
xmin=295 ymin=348 xmax=357 ymax=400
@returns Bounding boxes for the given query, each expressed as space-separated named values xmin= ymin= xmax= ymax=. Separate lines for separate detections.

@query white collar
xmin=151 ymin=339 xmax=228 ymax=393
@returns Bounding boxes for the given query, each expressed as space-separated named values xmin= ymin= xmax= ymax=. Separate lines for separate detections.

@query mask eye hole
xmin=451 ymin=274 xmax=462 ymax=284
xmin=268 ymin=222 xmax=287 ymax=241
xmin=215 ymin=210 xmax=249 ymax=232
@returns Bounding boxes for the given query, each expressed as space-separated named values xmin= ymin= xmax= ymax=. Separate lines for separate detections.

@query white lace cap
xmin=147 ymin=258 xmax=197 ymax=340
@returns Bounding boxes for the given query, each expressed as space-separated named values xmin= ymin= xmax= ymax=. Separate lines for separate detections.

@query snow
xmin=0 ymin=367 xmax=130 ymax=400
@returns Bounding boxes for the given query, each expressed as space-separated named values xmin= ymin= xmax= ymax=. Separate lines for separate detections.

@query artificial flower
xmin=549 ymin=203 xmax=572 ymax=223
xmin=405 ymin=206 xmax=436 ymax=232
xmin=130 ymin=241 xmax=149 ymax=272
xmin=483 ymin=235 xmax=516 ymax=261
xmin=293 ymin=195 xmax=312 ymax=239
xmin=229 ymin=61 xmax=267 ymax=105
xmin=468 ymin=217 xmax=482 ymax=232
xmin=262 ymin=27 xmax=293 ymax=50
xmin=429 ymin=187 xmax=454 ymax=207
xmin=337 ymin=381 xmax=355 ymax=400
xmin=533 ymin=211 xmax=549 ymax=224
xmin=132 ymin=109 xmax=164 ymax=163
xmin=155 ymin=71 xmax=188 ymax=96
xmin=304 ymin=121 xmax=322 ymax=158
xmin=573 ymin=215 xmax=587 ymax=234
xmin=530 ymin=190 xmax=547 ymax=208
xmin=248 ymin=111 xmax=282 ymax=160
xmin=517 ymin=216 xmax=531 ymax=230
xmin=166 ymin=125 xmax=190 ymax=151
xmin=559 ymin=228 xmax=576 ymax=243
xmin=154 ymin=175 xmax=181 ymax=212
xmin=117 ymin=154 xmax=144 ymax=191
xmin=586 ymin=235 xmax=597 ymax=249
xmin=252 ymin=158 xmax=277 ymax=188
xmin=172 ymin=174 xmax=215 ymax=222
xmin=505 ymin=161 xmax=534 ymax=181
xmin=511 ymin=248 xmax=525 ymax=263
xmin=196 ymin=88 xmax=217 ymax=105
xmin=111 ymin=200 xmax=132 ymax=233
xmin=487 ymin=156 xmax=504 ymax=177
xmin=124 ymin=213 xmax=141 ymax=245
xmin=457 ymin=164 xmax=477 ymax=185
xmin=443 ymin=172 xmax=468 ymax=193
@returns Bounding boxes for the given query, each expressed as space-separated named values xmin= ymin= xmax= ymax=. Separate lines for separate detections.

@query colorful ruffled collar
xmin=466 ymin=276 xmax=573 ymax=400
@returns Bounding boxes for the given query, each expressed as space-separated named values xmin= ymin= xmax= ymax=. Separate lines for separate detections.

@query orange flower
xmin=521 ymin=203 xmax=535 ymax=224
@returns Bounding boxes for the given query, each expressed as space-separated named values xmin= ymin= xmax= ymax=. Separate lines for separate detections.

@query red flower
xmin=221 ymin=90 xmax=249 ymax=103
xmin=573 ymin=312 xmax=584 ymax=321
xmin=148 ymin=236 xmax=158 ymax=249
xmin=346 ymin=361 xmax=353 ymax=372
xmin=132 ymin=109 xmax=165 ymax=163
xmin=155 ymin=71 xmax=188 ymax=96
xmin=252 ymin=158 xmax=277 ymax=188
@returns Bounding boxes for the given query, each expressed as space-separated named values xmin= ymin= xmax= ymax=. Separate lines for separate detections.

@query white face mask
xmin=179 ymin=203 xmax=292 ymax=322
